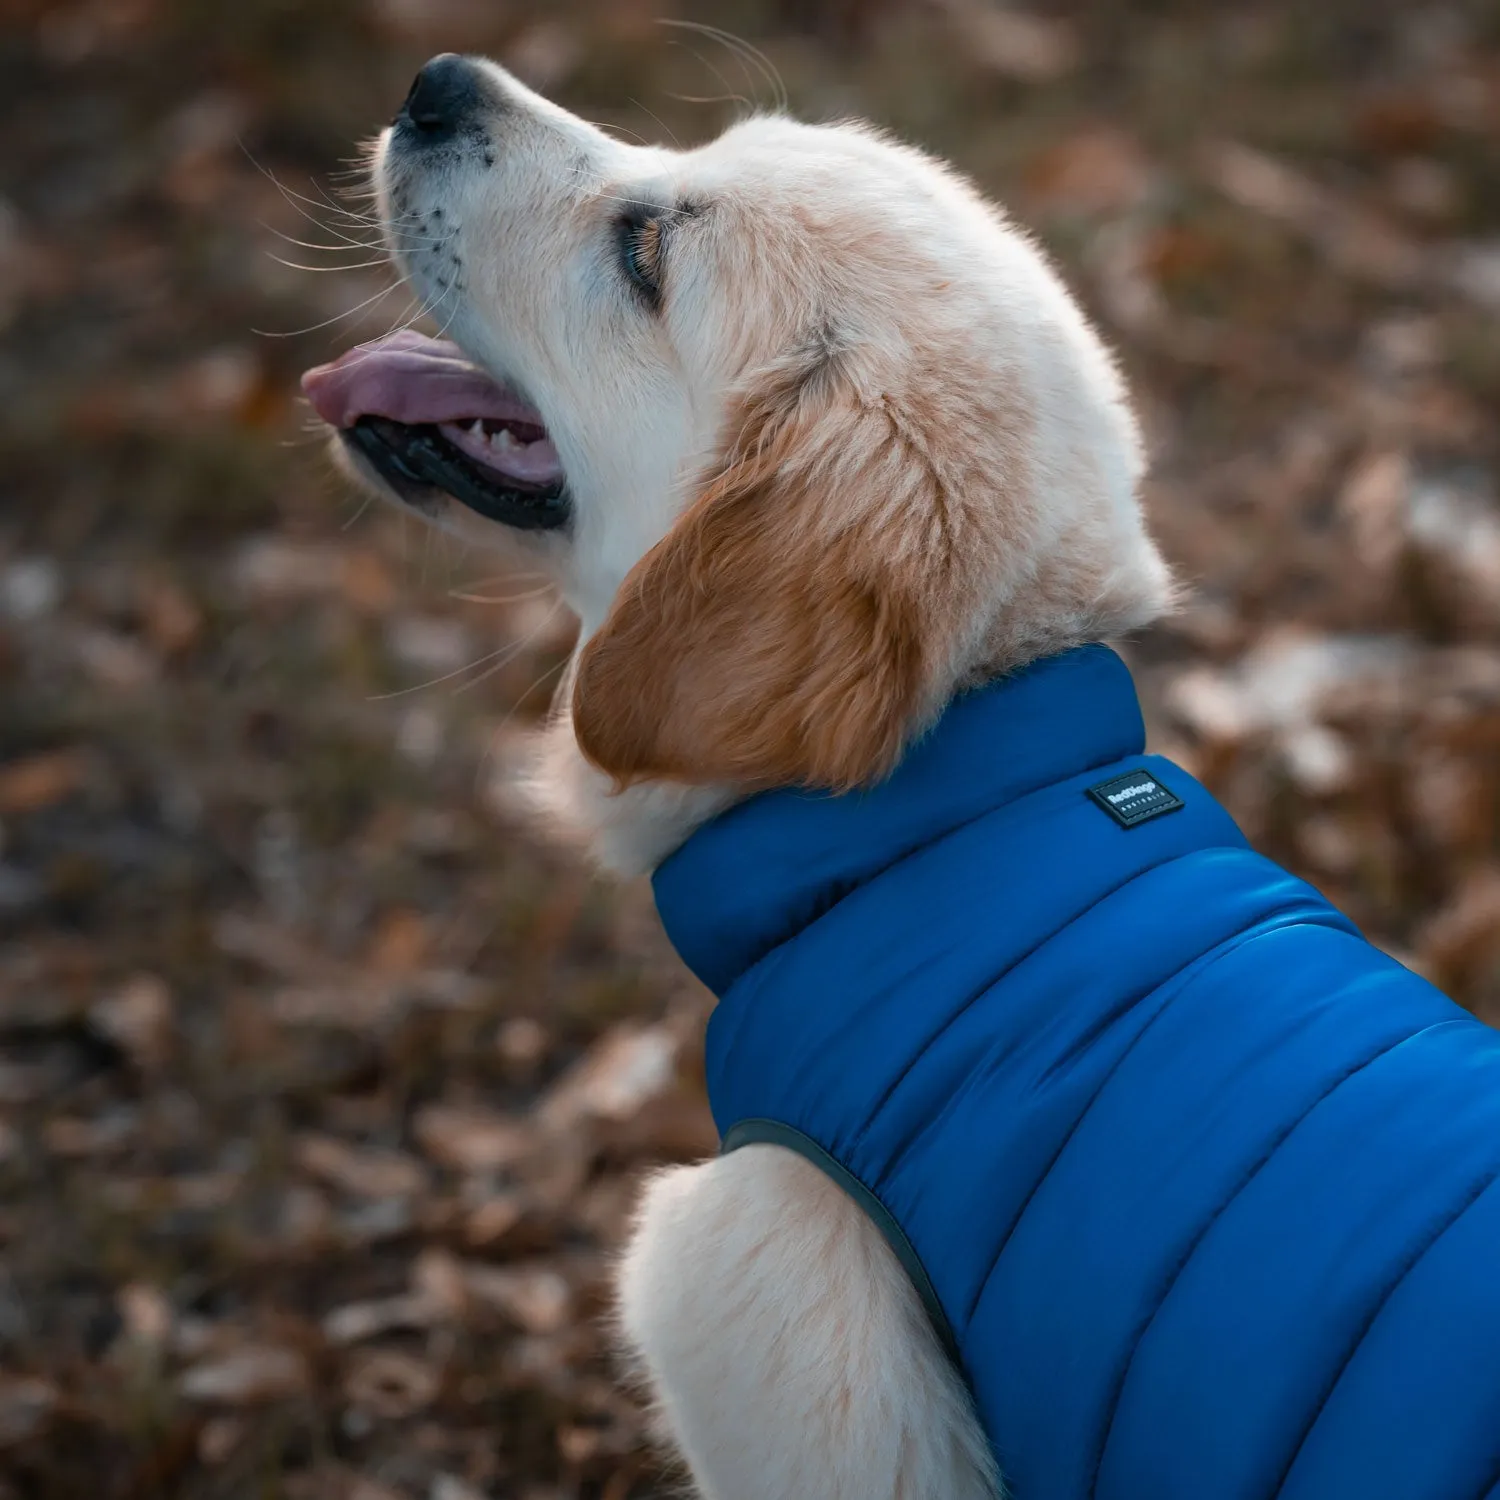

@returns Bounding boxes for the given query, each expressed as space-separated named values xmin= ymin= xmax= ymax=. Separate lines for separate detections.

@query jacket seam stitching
xmin=1266 ymin=1160 xmax=1500 ymax=1500
xmin=882 ymin=886 xmax=1349 ymax=1198
xmin=862 ymin=843 xmax=1210 ymax=1181
xmin=1086 ymin=1015 xmax=1469 ymax=1500
xmin=957 ymin=912 xmax=1285 ymax=1330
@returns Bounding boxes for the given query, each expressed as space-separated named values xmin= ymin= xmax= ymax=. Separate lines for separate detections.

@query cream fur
xmin=322 ymin=59 xmax=1180 ymax=1498
xmin=618 ymin=1147 xmax=999 ymax=1500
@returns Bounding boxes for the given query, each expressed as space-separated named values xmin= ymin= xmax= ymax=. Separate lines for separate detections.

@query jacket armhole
xmin=720 ymin=1117 xmax=963 ymax=1370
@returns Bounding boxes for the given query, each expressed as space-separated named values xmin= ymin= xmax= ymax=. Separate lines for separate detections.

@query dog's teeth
xmin=489 ymin=427 xmax=521 ymax=451
xmin=467 ymin=419 xmax=485 ymax=437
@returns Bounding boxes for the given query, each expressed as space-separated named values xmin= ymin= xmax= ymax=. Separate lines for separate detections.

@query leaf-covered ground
xmin=2 ymin=1 xmax=1499 ymax=1495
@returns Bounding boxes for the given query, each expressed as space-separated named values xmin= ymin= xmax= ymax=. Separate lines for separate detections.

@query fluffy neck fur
xmin=526 ymin=577 xmax=1170 ymax=880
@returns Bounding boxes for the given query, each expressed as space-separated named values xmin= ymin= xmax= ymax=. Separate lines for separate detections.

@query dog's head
xmin=304 ymin=54 xmax=1173 ymax=871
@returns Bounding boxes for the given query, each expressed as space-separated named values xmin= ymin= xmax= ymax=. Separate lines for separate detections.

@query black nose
xmin=397 ymin=53 xmax=483 ymax=139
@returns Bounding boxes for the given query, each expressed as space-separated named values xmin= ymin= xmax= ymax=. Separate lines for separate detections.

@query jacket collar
xmin=653 ymin=644 xmax=1147 ymax=997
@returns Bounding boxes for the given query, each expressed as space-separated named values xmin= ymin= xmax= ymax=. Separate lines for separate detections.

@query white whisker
xmin=664 ymin=43 xmax=753 ymax=118
xmin=269 ymin=253 xmax=394 ymax=274
xmin=451 ymin=599 xmax=565 ymax=696
xmin=628 ymin=99 xmax=684 ymax=150
xmin=448 ymin=583 xmax=557 ymax=606
xmin=661 ymin=19 xmax=788 ymax=114
xmin=259 ymin=222 xmax=386 ymax=254
xmin=483 ymin=653 xmax=572 ymax=767
xmin=367 ymin=638 xmax=524 ymax=702
xmin=251 ymin=278 xmax=402 ymax=338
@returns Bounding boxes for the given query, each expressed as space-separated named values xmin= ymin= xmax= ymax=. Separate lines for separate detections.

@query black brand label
xmin=1086 ymin=769 xmax=1185 ymax=829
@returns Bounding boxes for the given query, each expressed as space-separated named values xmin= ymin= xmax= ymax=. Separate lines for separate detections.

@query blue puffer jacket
xmin=653 ymin=644 xmax=1500 ymax=1500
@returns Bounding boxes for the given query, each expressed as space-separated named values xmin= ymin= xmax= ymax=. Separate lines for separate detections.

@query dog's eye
xmin=619 ymin=216 xmax=663 ymax=306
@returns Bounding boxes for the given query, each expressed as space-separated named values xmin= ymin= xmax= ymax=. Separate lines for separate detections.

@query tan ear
xmin=572 ymin=349 xmax=974 ymax=792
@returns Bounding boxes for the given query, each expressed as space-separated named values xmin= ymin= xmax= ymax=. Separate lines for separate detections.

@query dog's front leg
xmin=617 ymin=1143 xmax=999 ymax=1500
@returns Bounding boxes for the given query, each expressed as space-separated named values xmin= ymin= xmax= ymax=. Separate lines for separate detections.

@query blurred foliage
xmin=2 ymin=0 xmax=1499 ymax=1495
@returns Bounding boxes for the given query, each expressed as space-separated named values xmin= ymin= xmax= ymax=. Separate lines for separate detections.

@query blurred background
xmin=2 ymin=0 xmax=1499 ymax=1494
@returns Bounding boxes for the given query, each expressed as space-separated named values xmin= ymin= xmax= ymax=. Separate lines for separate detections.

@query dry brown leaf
xmin=1449 ymin=240 xmax=1500 ymax=311
xmin=0 ymin=555 xmax=60 ymax=622
xmin=1418 ymin=870 xmax=1500 ymax=1007
xmin=538 ymin=1024 xmax=678 ymax=1131
xmin=72 ymin=627 xmax=159 ymax=690
xmin=89 ymin=973 xmax=174 ymax=1070
xmin=464 ymin=1191 xmax=527 ymax=1247
xmin=295 ymin=1134 xmax=428 ymax=1200
xmin=0 ymin=749 xmax=90 ymax=815
xmin=557 ymin=1424 xmax=602 ymax=1464
xmin=117 ymin=1283 xmax=173 ymax=1348
xmin=232 ymin=538 xmax=354 ymax=602
xmin=196 ymin=1414 xmax=249 ymax=1466
xmin=179 ymin=1346 xmax=309 ymax=1405
xmin=140 ymin=576 xmax=202 ymax=655
xmin=213 ymin=913 xmax=331 ymax=977
xmin=368 ymin=906 xmax=430 ymax=972
xmin=323 ymin=1291 xmax=436 ymax=1346
xmin=1024 ymin=127 xmax=1154 ymax=218
xmin=102 ymin=1170 xmax=243 ymax=1213
xmin=605 ymin=1091 xmax=719 ymax=1163
xmin=1203 ymin=140 xmax=1427 ymax=289
xmin=0 ymin=1376 xmax=56 ymax=1447
xmin=348 ymin=1480 xmax=409 ymax=1500
xmin=386 ymin=615 xmax=478 ymax=675
xmin=324 ymin=1247 xmax=467 ymax=1345
xmin=939 ymin=0 xmax=1078 ymax=81
xmin=270 ymin=985 xmax=395 ymax=1029
xmin=413 ymin=1103 xmax=535 ymax=1173
xmin=496 ymin=1016 xmax=550 ymax=1068
xmin=1339 ymin=450 xmax=1411 ymax=571
xmin=0 ymin=1058 xmax=60 ymax=1105
xmin=430 ymin=1477 xmax=488 ymax=1500
xmin=284 ymin=1466 xmax=408 ymax=1500
xmin=410 ymin=1247 xmax=469 ymax=1317
xmin=461 ymin=1262 xmax=572 ymax=1334
xmin=343 ymin=1349 xmax=441 ymax=1420
xmin=1355 ymin=90 xmax=1444 ymax=156
xmin=170 ymin=346 xmax=260 ymax=419
xmin=1405 ymin=474 xmax=1500 ymax=622
xmin=1166 ymin=632 xmax=1412 ymax=743
xmin=44 ymin=1110 xmax=136 ymax=1157
xmin=339 ymin=547 xmax=398 ymax=613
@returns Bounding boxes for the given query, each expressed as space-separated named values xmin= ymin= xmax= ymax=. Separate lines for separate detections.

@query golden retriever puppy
xmin=305 ymin=53 xmax=1173 ymax=1499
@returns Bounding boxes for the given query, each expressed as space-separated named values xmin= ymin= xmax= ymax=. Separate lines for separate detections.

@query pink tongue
xmin=302 ymin=330 xmax=535 ymax=427
xmin=301 ymin=330 xmax=564 ymax=486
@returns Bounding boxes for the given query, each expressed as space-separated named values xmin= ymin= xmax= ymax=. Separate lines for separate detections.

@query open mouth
xmin=301 ymin=331 xmax=571 ymax=531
